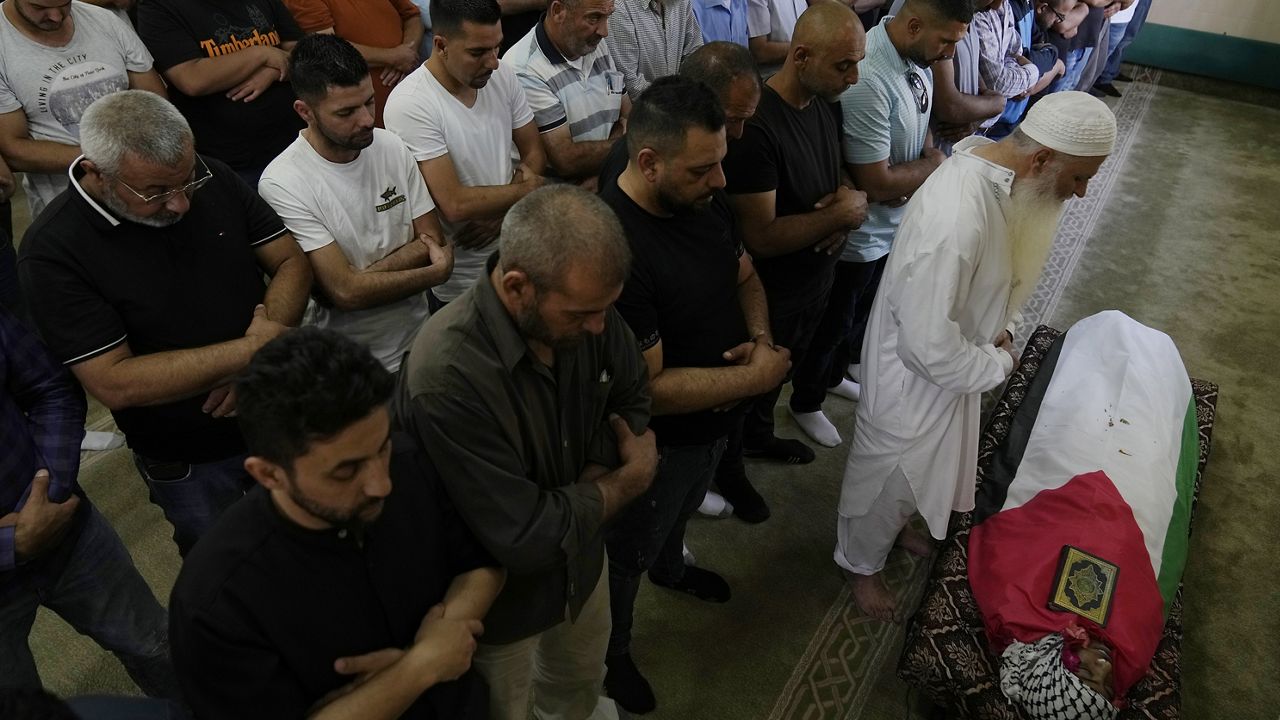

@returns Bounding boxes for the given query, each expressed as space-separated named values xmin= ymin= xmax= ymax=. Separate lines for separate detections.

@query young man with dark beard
xmin=596 ymin=76 xmax=791 ymax=713
xmin=834 ymin=91 xmax=1115 ymax=622
xmin=260 ymin=35 xmax=453 ymax=372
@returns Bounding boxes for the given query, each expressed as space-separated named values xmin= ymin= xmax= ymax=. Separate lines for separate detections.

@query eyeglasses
xmin=906 ymin=70 xmax=929 ymax=115
xmin=1046 ymin=5 xmax=1066 ymax=24
xmin=114 ymin=155 xmax=213 ymax=205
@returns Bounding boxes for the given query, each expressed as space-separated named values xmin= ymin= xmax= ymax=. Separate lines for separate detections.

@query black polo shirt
xmin=721 ymin=85 xmax=844 ymax=307
xmin=599 ymin=172 xmax=748 ymax=447
xmin=169 ymin=436 xmax=496 ymax=720
xmin=17 ymin=156 xmax=287 ymax=463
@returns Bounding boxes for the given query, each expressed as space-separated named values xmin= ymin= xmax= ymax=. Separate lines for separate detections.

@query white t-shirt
xmin=258 ymin=129 xmax=436 ymax=371
xmin=0 ymin=0 xmax=153 ymax=217
xmin=383 ymin=62 xmax=534 ymax=302
xmin=1111 ymin=1 xmax=1138 ymax=25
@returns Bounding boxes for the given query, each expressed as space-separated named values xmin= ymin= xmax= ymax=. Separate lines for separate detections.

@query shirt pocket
xmin=605 ymin=70 xmax=625 ymax=95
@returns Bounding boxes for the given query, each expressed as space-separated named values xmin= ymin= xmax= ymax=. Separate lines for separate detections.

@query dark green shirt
xmin=395 ymin=256 xmax=650 ymax=644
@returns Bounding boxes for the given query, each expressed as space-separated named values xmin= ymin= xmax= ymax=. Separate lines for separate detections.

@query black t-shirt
xmin=599 ymin=167 xmax=747 ymax=447
xmin=720 ymin=85 xmax=843 ymax=306
xmin=169 ymin=437 xmax=496 ymax=719
xmin=138 ymin=0 xmax=305 ymax=171
xmin=18 ymin=157 xmax=287 ymax=462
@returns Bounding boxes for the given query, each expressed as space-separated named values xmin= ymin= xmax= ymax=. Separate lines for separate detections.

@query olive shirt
xmin=394 ymin=254 xmax=650 ymax=645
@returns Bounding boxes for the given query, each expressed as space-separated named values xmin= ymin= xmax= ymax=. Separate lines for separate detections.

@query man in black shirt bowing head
xmin=169 ymin=328 xmax=503 ymax=720
xmin=597 ymin=75 xmax=792 ymax=714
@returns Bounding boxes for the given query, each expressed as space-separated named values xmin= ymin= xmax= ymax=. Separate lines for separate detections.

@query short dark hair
xmin=626 ymin=75 xmax=726 ymax=160
xmin=236 ymin=328 xmax=395 ymax=471
xmin=904 ymin=0 xmax=976 ymax=24
xmin=431 ymin=0 xmax=502 ymax=36
xmin=290 ymin=34 xmax=371 ymax=103
xmin=679 ymin=41 xmax=761 ymax=100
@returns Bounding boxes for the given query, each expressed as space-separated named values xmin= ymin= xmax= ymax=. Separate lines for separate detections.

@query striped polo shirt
xmin=504 ymin=20 xmax=625 ymax=142
xmin=838 ymin=17 xmax=933 ymax=263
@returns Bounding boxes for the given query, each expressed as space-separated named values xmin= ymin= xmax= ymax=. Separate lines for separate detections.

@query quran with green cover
xmin=1048 ymin=545 xmax=1119 ymax=627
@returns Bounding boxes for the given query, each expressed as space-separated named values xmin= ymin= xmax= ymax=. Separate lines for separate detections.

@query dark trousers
xmin=742 ymin=285 xmax=833 ymax=450
xmin=789 ymin=258 xmax=887 ymax=413
xmin=132 ymin=453 xmax=254 ymax=556
xmin=605 ymin=437 xmax=727 ymax=656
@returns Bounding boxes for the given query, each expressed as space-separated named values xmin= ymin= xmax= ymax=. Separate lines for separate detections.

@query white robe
xmin=839 ymin=136 xmax=1020 ymax=540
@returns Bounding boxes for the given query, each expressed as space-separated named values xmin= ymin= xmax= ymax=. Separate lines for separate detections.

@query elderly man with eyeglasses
xmin=787 ymin=0 xmax=963 ymax=450
xmin=17 ymin=89 xmax=312 ymax=557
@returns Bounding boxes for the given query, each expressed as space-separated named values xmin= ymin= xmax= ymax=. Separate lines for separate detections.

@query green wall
xmin=1127 ymin=23 xmax=1280 ymax=90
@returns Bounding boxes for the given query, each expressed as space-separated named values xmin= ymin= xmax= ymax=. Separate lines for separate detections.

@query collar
xmin=646 ymin=0 xmax=664 ymax=15
xmin=68 ymin=155 xmax=122 ymax=228
xmin=953 ymin=136 xmax=1017 ymax=194
xmin=535 ymin=15 xmax=569 ymax=65
xmin=474 ymin=252 xmax=534 ymax=372
xmin=699 ymin=0 xmax=732 ymax=10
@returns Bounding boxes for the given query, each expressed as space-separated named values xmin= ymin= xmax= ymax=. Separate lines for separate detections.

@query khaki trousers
xmin=472 ymin=559 xmax=618 ymax=720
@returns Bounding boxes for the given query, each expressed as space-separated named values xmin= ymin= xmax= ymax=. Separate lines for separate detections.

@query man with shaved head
xmin=835 ymin=92 xmax=1116 ymax=622
xmin=720 ymin=0 xmax=867 ymax=471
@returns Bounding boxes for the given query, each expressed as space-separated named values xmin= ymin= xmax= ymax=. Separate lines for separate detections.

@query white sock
xmin=683 ymin=542 xmax=697 ymax=566
xmin=790 ymin=409 xmax=842 ymax=447
xmin=828 ymin=378 xmax=862 ymax=402
xmin=847 ymin=363 xmax=861 ymax=383
xmin=697 ymin=490 xmax=734 ymax=518
xmin=82 ymin=431 xmax=125 ymax=451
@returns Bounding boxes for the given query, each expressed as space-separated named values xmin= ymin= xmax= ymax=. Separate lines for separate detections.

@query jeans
xmin=1050 ymin=46 xmax=1094 ymax=94
xmin=1097 ymin=0 xmax=1150 ymax=84
xmin=0 ymin=507 xmax=180 ymax=699
xmin=132 ymin=452 xmax=253 ymax=556
xmin=743 ymin=286 xmax=833 ymax=450
xmin=605 ymin=437 xmax=727 ymax=656
xmin=789 ymin=258 xmax=887 ymax=413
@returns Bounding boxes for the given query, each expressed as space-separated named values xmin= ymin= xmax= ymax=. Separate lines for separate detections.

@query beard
xmin=100 ymin=183 xmax=184 ymax=228
xmin=317 ymin=119 xmax=374 ymax=152
xmin=1004 ymin=172 xmax=1066 ymax=311
xmin=286 ymin=479 xmax=385 ymax=532
xmin=516 ymin=298 xmax=584 ymax=351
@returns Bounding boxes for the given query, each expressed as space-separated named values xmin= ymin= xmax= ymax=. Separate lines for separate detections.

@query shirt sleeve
xmin=170 ymin=599 xmax=313 ymax=720
xmin=104 ymin=9 xmax=155 ymax=73
xmin=605 ymin=4 xmax=648 ymax=100
xmin=257 ymin=168 xmax=338 ymax=253
xmin=840 ymin=79 xmax=893 ymax=165
xmin=721 ymin=121 xmax=778 ymax=195
xmin=136 ymin=0 xmax=204 ymax=70
xmin=746 ymin=0 xmax=770 ymax=38
xmin=19 ymin=239 xmax=129 ymax=367
xmin=279 ymin=0 xmax=334 ymax=32
xmin=886 ymin=197 xmax=1012 ymax=394
xmin=406 ymin=389 xmax=606 ymax=576
xmin=212 ymin=159 xmax=290 ymax=247
xmin=398 ymin=138 xmax=436 ymax=219
xmin=385 ymin=88 xmax=450 ymax=162
xmin=584 ymin=309 xmax=651 ymax=469
xmin=515 ymin=69 xmax=568 ymax=134
xmin=0 ymin=307 xmax=88 ymax=572
xmin=974 ymin=14 xmax=1038 ymax=97
xmin=612 ymin=259 xmax=660 ymax=352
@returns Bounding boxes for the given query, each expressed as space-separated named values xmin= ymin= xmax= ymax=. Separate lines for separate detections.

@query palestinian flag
xmin=968 ymin=311 xmax=1198 ymax=700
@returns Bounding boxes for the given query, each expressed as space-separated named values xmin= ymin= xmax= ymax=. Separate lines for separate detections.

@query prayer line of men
xmin=0 ymin=0 xmax=1118 ymax=716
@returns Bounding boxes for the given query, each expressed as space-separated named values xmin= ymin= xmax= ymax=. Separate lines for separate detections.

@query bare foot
xmin=849 ymin=572 xmax=898 ymax=623
xmin=895 ymin=525 xmax=934 ymax=558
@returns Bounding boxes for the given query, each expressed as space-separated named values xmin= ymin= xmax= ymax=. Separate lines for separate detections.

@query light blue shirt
xmin=692 ymin=0 xmax=750 ymax=47
xmin=838 ymin=18 xmax=933 ymax=263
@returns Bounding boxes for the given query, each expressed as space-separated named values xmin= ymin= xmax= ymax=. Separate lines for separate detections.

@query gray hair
xmin=499 ymin=185 xmax=631 ymax=291
xmin=79 ymin=90 xmax=194 ymax=177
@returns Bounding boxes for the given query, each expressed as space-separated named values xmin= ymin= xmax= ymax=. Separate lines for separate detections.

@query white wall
xmin=1149 ymin=0 xmax=1280 ymax=45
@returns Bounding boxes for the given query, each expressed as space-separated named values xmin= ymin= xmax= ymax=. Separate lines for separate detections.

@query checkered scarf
xmin=999 ymin=634 xmax=1118 ymax=720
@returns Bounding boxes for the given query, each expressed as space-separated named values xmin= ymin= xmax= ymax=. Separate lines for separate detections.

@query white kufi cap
xmin=1018 ymin=91 xmax=1117 ymax=157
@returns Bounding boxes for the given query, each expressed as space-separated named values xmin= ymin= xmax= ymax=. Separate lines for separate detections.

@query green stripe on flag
xmin=1157 ymin=397 xmax=1198 ymax=613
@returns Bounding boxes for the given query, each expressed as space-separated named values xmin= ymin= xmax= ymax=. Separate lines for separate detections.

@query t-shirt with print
xmin=838 ymin=18 xmax=932 ymax=264
xmin=0 ymin=0 xmax=153 ymax=217
xmin=259 ymin=129 xmax=437 ymax=372
xmin=721 ymin=84 xmax=843 ymax=306
xmin=383 ymin=62 xmax=534 ymax=302
xmin=137 ymin=0 xmax=304 ymax=172
xmin=600 ymin=180 xmax=747 ymax=446
xmin=18 ymin=156 xmax=287 ymax=463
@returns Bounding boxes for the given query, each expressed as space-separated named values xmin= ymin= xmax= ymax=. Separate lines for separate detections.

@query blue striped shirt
xmin=504 ymin=21 xmax=625 ymax=142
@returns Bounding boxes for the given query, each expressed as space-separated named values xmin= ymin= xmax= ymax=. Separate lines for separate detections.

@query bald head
xmin=789 ymin=0 xmax=865 ymax=101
